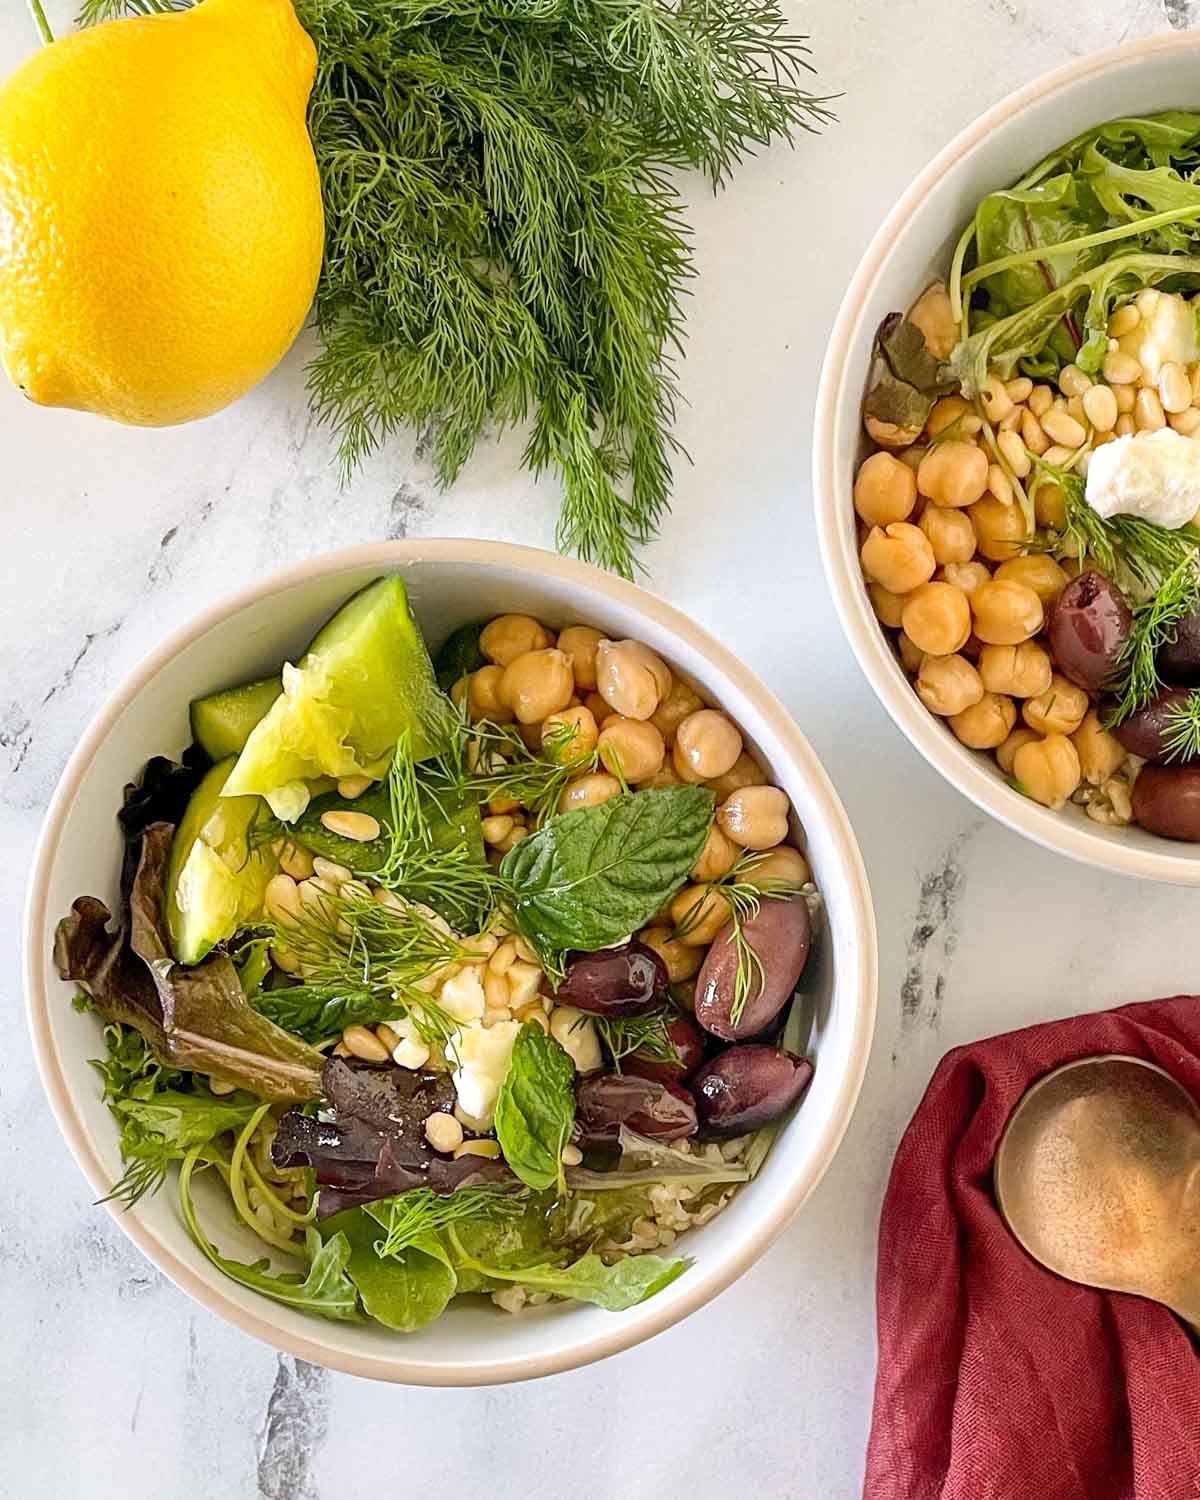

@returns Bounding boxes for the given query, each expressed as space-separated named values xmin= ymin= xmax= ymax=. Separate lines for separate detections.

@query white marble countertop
xmin=4 ymin=1 xmax=1199 ymax=1495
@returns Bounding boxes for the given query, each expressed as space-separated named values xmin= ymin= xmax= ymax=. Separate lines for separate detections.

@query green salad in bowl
xmin=53 ymin=573 xmax=821 ymax=1334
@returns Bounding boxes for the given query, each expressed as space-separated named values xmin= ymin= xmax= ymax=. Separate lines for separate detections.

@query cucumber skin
xmin=434 ymin=620 xmax=488 ymax=692
xmin=190 ymin=677 xmax=281 ymax=762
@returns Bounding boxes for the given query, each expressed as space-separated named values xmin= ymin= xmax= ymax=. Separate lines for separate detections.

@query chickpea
xmin=1013 ymin=733 xmax=1082 ymax=809
xmin=650 ymin=679 xmax=705 ymax=743
xmin=919 ymin=505 xmax=976 ymax=564
xmin=479 ymin=614 xmax=552 ymax=667
xmin=1022 ymin=673 xmax=1089 ymax=736
xmin=467 ymin=664 xmax=515 ymax=723
xmin=993 ymin=554 xmax=1069 ymax=607
xmin=950 ymin=692 xmax=1016 ymax=749
xmin=897 ymin=631 xmax=926 ymax=674
xmin=542 ymin=705 xmax=599 ymax=765
xmin=916 ymin=653 xmax=983 ymax=716
xmin=926 ymin=395 xmax=974 ymax=439
xmin=672 ymin=709 xmax=743 ymax=784
xmin=1072 ymin=709 xmax=1127 ymax=786
xmin=499 ymin=648 xmax=574 ymax=724
xmin=941 ymin=560 xmax=991 ymax=596
xmin=556 ymin=625 xmax=605 ymax=690
xmin=692 ymin=824 xmax=740 ymax=882
xmin=970 ymin=494 xmax=1026 ymax=561
xmin=868 ymin=583 xmax=907 ymax=629
xmin=595 ymin=639 xmax=671 ymax=720
xmin=865 ymin=414 xmax=922 ymax=450
xmin=598 ymin=716 xmax=665 ymax=784
xmin=584 ymin=690 xmax=608 ymax=722
xmin=717 ymin=785 xmax=789 ymax=850
xmin=639 ymin=927 xmax=703 ymax=983
xmin=901 ymin=582 xmax=971 ymax=657
xmin=971 ymin=580 xmax=1044 ymax=645
xmin=641 ymin=762 xmax=683 ymax=790
xmin=559 ymin=772 xmax=622 ymax=813
xmin=705 ymin=752 xmax=765 ymax=800
xmin=854 ymin=451 xmax=917 ymax=525
xmin=978 ymin=640 xmax=1053 ymax=699
xmin=996 ymin=727 xmax=1040 ymax=776
xmin=860 ymin=522 xmax=936 ymax=594
xmin=917 ymin=442 xmax=989 ymax=508
xmin=1033 ymin=480 xmax=1067 ymax=530
xmin=737 ymin=844 xmax=812 ymax=888
xmin=908 ymin=282 xmax=959 ymax=359
xmin=669 ymin=884 xmax=730 ymax=947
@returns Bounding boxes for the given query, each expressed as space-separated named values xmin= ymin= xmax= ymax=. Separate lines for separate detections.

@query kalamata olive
xmin=1047 ymin=570 xmax=1132 ymax=691
xmin=1132 ymin=765 xmax=1200 ymax=841
xmin=692 ymin=1045 xmax=814 ymax=1134
xmin=550 ymin=939 xmax=669 ymax=1017
xmin=573 ymin=1073 xmax=698 ymax=1147
xmin=621 ymin=1011 xmax=706 ymax=1084
xmin=694 ymin=895 xmax=811 ymax=1041
xmin=1159 ymin=602 xmax=1200 ymax=684
xmin=1114 ymin=685 xmax=1200 ymax=765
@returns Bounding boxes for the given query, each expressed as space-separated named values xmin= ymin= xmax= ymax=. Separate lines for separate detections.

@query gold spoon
xmin=994 ymin=1054 xmax=1200 ymax=1334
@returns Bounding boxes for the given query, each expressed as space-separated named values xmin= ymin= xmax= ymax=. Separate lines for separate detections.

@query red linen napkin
xmin=863 ymin=996 xmax=1200 ymax=1500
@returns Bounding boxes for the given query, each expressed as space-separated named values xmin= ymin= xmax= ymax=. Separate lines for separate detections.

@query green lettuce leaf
xmin=332 ymin=1211 xmax=457 ymax=1331
xmin=449 ymin=1230 xmax=690 ymax=1311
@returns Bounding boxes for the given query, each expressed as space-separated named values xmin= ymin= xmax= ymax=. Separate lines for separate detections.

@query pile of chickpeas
xmin=450 ymin=612 xmax=814 ymax=984
xmin=852 ymin=282 xmax=1189 ymax=823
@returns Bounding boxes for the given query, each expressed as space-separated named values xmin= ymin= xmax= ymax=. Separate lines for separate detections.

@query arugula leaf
xmin=330 ymin=1210 xmax=457 ymax=1332
xmin=449 ymin=1230 xmax=691 ymax=1312
xmin=500 ymin=786 xmax=713 ymax=968
xmin=494 ymin=1023 xmax=576 ymax=1191
xmin=178 ymin=1150 xmax=363 ymax=1322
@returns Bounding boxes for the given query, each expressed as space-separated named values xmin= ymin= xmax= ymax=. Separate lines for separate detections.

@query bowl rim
xmin=23 ymin=537 xmax=878 ymax=1385
xmin=813 ymin=30 xmax=1200 ymax=887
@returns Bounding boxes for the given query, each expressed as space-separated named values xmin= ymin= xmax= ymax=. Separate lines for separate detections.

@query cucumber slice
xmin=190 ymin=676 xmax=282 ymax=762
xmin=223 ymin=576 xmax=453 ymax=821
xmin=434 ymin=620 xmax=488 ymax=692
xmin=166 ymin=759 xmax=277 ymax=965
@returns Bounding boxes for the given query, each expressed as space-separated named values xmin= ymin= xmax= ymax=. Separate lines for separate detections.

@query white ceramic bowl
xmin=24 ymin=540 xmax=876 ymax=1384
xmin=814 ymin=33 xmax=1200 ymax=886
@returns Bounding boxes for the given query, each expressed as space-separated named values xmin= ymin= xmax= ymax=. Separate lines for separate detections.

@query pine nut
xmin=376 ymin=1023 xmax=401 ymax=1051
xmin=1190 ymin=363 xmax=1200 ymax=404
xmin=1135 ymin=388 xmax=1166 ymax=431
xmin=1065 ymin=395 xmax=1088 ymax=426
xmin=458 ymin=932 xmax=499 ymax=961
xmin=514 ymin=937 xmax=538 ymax=964
xmin=489 ymin=794 xmax=520 ymax=816
xmin=320 ymin=810 xmax=381 ymax=842
xmin=312 ymin=857 xmax=352 ymax=886
xmin=343 ymin=1025 xmax=390 ymax=1062
xmin=1115 ymin=383 xmax=1136 ymax=413
xmin=1059 ymin=364 xmax=1092 ymax=398
xmin=561 ymin=1144 xmax=583 ymax=1167
xmin=484 ymin=969 xmax=509 ymax=1012
xmin=996 ymin=405 xmax=1021 ymax=432
xmin=265 ymin=874 xmax=302 ymax=925
xmin=1040 ymin=409 xmax=1086 ymax=448
xmin=332 ymin=1041 xmax=352 ymax=1057
xmin=1116 ymin=413 xmax=1136 ymax=437
xmin=1103 ymin=351 xmax=1142 ymax=384
xmin=1093 ymin=430 xmax=1117 ymax=449
xmin=1005 ymin=377 xmax=1033 ymax=403
xmin=480 ymin=814 xmax=515 ymax=844
xmin=960 ymin=413 xmax=983 ymax=436
xmin=208 ymin=1076 xmax=236 ymax=1096
xmin=277 ymin=840 xmax=315 ymax=881
xmin=981 ymin=375 xmax=1013 ymax=423
xmin=270 ymin=943 xmax=301 ymax=974
xmin=454 ymin=1139 xmax=502 ymax=1160
xmin=1170 ymin=407 xmax=1200 ymax=436
xmin=1020 ymin=409 xmax=1049 ymax=455
xmin=489 ymin=939 xmax=518 ymax=975
xmin=997 ymin=428 xmax=1031 ymax=477
xmin=1040 ymin=444 xmax=1073 ymax=467
xmin=986 ymin=464 xmax=1013 ymax=506
xmin=1028 ymin=384 xmax=1054 ymax=417
xmin=1107 ymin=303 xmax=1140 ymax=337
xmin=425 ymin=1112 xmax=464 ymax=1153
xmin=499 ymin=827 xmax=530 ymax=852
xmin=1160 ymin=362 xmax=1192 ymax=414
xmin=1082 ymin=385 xmax=1118 ymax=432
xmin=336 ymin=775 xmax=374 ymax=800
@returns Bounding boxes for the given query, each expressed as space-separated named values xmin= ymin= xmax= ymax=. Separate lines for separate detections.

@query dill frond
xmin=374 ymin=1184 xmax=527 ymax=1258
xmin=1161 ymin=690 xmax=1200 ymax=763
xmin=591 ymin=1007 xmax=679 ymax=1068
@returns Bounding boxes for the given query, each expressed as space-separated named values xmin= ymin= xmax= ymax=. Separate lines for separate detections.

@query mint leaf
xmin=494 ymin=1023 xmax=576 ymax=1191
xmin=500 ymin=787 xmax=714 ymax=961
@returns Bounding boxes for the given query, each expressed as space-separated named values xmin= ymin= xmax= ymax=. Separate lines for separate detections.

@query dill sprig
xmin=590 ymin=1007 xmax=679 ymax=1068
xmin=1162 ymin=690 xmax=1200 ymax=763
xmin=1114 ymin=556 xmax=1200 ymax=723
xmin=77 ymin=0 xmax=832 ymax=578
xmin=374 ymin=1184 xmax=527 ymax=1259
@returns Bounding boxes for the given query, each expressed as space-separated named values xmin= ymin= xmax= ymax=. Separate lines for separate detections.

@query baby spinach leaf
xmin=449 ymin=1230 xmax=691 ymax=1311
xmin=331 ymin=1210 xmax=457 ymax=1332
xmin=500 ymin=786 xmax=713 ymax=963
xmin=494 ymin=1023 xmax=576 ymax=1191
xmin=178 ymin=1152 xmax=363 ymax=1323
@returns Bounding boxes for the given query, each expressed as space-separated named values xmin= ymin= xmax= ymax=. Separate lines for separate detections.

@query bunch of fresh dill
xmin=78 ymin=0 xmax=832 ymax=577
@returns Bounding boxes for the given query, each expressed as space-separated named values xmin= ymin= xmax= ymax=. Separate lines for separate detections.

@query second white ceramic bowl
xmin=814 ymin=33 xmax=1200 ymax=886
xmin=24 ymin=540 xmax=876 ymax=1384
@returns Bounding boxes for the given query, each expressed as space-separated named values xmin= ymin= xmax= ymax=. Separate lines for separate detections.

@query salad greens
xmin=493 ymin=1023 xmax=576 ymax=1191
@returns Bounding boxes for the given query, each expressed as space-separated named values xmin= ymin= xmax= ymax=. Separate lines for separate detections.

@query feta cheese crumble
xmin=1085 ymin=427 xmax=1200 ymax=531
xmin=448 ymin=1017 xmax=521 ymax=1130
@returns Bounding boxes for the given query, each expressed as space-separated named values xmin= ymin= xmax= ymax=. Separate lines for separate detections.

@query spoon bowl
xmin=995 ymin=1056 xmax=1200 ymax=1331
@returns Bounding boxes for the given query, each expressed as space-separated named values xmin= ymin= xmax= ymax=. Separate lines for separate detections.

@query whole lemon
xmin=0 ymin=0 xmax=323 ymax=426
